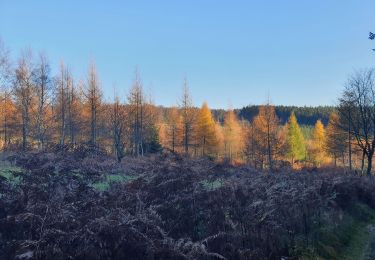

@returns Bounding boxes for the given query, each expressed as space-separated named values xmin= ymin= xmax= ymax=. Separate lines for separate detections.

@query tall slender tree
xmin=244 ymin=122 xmax=257 ymax=167
xmin=164 ymin=107 xmax=181 ymax=152
xmin=223 ymin=110 xmax=243 ymax=162
xmin=196 ymin=102 xmax=218 ymax=156
xmin=55 ymin=61 xmax=70 ymax=146
xmin=111 ymin=92 xmax=126 ymax=161
xmin=85 ymin=61 xmax=102 ymax=147
xmin=14 ymin=50 xmax=35 ymax=150
xmin=252 ymin=104 xmax=281 ymax=170
xmin=310 ymin=119 xmax=326 ymax=166
xmin=179 ymin=78 xmax=195 ymax=154
xmin=326 ymin=112 xmax=346 ymax=166
xmin=34 ymin=53 xmax=51 ymax=149
xmin=128 ymin=69 xmax=145 ymax=156
xmin=0 ymin=38 xmax=13 ymax=148
xmin=286 ymin=112 xmax=306 ymax=165
xmin=66 ymin=78 xmax=82 ymax=145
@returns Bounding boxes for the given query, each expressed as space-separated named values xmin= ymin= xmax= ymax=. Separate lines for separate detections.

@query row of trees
xmin=0 ymin=40 xmax=162 ymax=161
xmin=160 ymin=97 xmax=349 ymax=171
xmin=0 ymin=39 xmax=372 ymax=172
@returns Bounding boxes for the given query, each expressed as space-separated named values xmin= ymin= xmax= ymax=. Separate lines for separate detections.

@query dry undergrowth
xmin=1 ymin=148 xmax=375 ymax=259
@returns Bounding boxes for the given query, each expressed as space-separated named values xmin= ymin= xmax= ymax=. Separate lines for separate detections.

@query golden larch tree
xmin=179 ymin=79 xmax=195 ymax=154
xmin=0 ymin=93 xmax=19 ymax=149
xmin=164 ymin=107 xmax=182 ymax=152
xmin=196 ymin=102 xmax=218 ymax=156
xmin=326 ymin=112 xmax=346 ymax=166
xmin=310 ymin=119 xmax=327 ymax=166
xmin=215 ymin=121 xmax=224 ymax=160
xmin=252 ymin=105 xmax=281 ymax=170
xmin=223 ymin=110 xmax=243 ymax=162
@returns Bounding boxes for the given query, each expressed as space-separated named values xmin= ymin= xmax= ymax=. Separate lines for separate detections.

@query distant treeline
xmin=211 ymin=105 xmax=336 ymax=126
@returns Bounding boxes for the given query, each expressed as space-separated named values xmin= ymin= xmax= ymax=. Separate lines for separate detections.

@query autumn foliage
xmin=286 ymin=112 xmax=306 ymax=164
xmin=196 ymin=102 xmax=218 ymax=157
xmin=0 ymin=38 xmax=368 ymax=171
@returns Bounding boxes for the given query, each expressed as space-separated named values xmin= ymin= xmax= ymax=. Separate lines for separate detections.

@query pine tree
xmin=196 ymin=102 xmax=218 ymax=156
xmin=286 ymin=112 xmax=306 ymax=164
xmin=311 ymin=119 xmax=326 ymax=166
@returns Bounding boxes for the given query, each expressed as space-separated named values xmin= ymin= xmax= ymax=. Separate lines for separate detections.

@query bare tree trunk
xmin=172 ymin=127 xmax=175 ymax=152
xmin=2 ymin=91 xmax=10 ymax=149
xmin=367 ymin=150 xmax=373 ymax=175
xmin=3 ymin=99 xmax=7 ymax=148
xmin=111 ymin=95 xmax=125 ymax=162
xmin=334 ymin=154 xmax=337 ymax=167
xmin=180 ymin=79 xmax=193 ymax=155
xmin=35 ymin=54 xmax=50 ymax=150
xmin=86 ymin=62 xmax=102 ymax=148
xmin=361 ymin=149 xmax=366 ymax=174
xmin=267 ymin=121 xmax=272 ymax=171
xmin=184 ymin=122 xmax=189 ymax=154
xmin=22 ymin=111 xmax=28 ymax=150
xmin=348 ymin=119 xmax=352 ymax=170
xmin=14 ymin=52 xmax=34 ymax=151
xmin=342 ymin=152 xmax=345 ymax=166
xmin=57 ymin=62 xmax=68 ymax=147
xmin=91 ymin=102 xmax=96 ymax=147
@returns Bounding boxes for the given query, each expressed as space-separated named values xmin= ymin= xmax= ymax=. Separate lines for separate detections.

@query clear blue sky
xmin=1 ymin=1 xmax=374 ymax=108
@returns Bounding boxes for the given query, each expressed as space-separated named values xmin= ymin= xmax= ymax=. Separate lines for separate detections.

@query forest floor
xmin=337 ymin=220 xmax=375 ymax=260
xmin=361 ymin=225 xmax=375 ymax=260
xmin=1 ymin=148 xmax=375 ymax=259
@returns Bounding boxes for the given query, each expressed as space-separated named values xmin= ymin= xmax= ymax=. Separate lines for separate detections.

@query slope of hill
xmin=1 ymin=149 xmax=375 ymax=259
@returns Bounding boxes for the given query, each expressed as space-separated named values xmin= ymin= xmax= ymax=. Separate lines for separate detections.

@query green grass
xmin=338 ymin=203 xmax=375 ymax=260
xmin=200 ymin=179 xmax=223 ymax=191
xmin=0 ymin=165 xmax=23 ymax=185
xmin=90 ymin=174 xmax=138 ymax=191
xmin=71 ymin=169 xmax=85 ymax=180
xmin=340 ymin=224 xmax=372 ymax=260
xmin=298 ymin=203 xmax=375 ymax=260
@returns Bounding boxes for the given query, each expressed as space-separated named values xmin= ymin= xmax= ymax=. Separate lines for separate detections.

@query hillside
xmin=1 ymin=149 xmax=375 ymax=259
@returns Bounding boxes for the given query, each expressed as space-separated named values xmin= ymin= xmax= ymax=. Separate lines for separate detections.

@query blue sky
xmin=1 ymin=1 xmax=374 ymax=108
